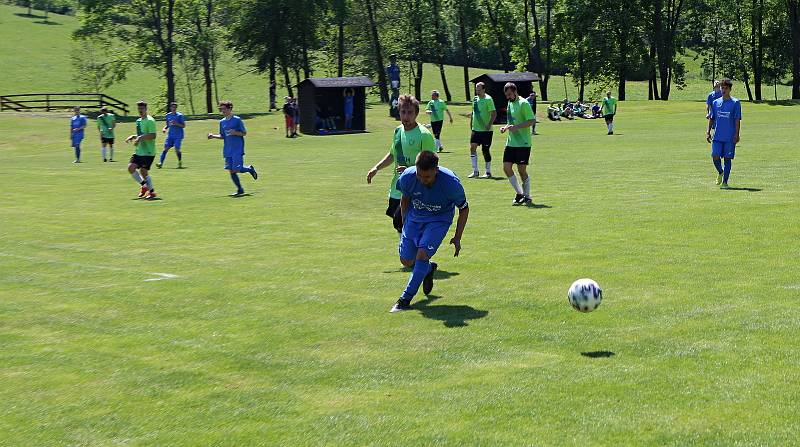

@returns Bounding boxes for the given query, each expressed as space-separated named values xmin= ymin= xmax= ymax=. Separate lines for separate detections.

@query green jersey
xmin=135 ymin=115 xmax=157 ymax=156
xmin=97 ymin=113 xmax=115 ymax=138
xmin=506 ymin=97 xmax=535 ymax=147
xmin=426 ymin=99 xmax=447 ymax=123
xmin=602 ymin=97 xmax=617 ymax=116
xmin=471 ymin=94 xmax=496 ymax=132
xmin=388 ymin=124 xmax=436 ymax=199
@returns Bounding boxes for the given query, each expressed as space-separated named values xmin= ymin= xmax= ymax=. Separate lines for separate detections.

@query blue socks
xmin=230 ymin=173 xmax=244 ymax=193
xmin=74 ymin=145 xmax=80 ymax=160
xmin=238 ymin=165 xmax=254 ymax=174
xmin=176 ymin=150 xmax=182 ymax=161
xmin=402 ymin=259 xmax=430 ymax=300
xmin=160 ymin=149 xmax=168 ymax=164
xmin=723 ymin=159 xmax=732 ymax=183
xmin=712 ymin=158 xmax=723 ymax=174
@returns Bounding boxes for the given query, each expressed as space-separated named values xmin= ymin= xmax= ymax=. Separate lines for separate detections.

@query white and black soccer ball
xmin=568 ymin=278 xmax=603 ymax=313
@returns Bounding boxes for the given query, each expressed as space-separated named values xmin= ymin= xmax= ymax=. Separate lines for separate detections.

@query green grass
xmin=1 ymin=98 xmax=799 ymax=445
xmin=2 ymin=3 xmax=796 ymax=115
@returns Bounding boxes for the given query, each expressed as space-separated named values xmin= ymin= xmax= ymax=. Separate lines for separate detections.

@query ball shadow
xmin=580 ymin=351 xmax=616 ymax=358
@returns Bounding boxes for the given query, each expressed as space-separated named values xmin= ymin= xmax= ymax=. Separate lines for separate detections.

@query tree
xmin=76 ymin=0 xmax=178 ymax=109
xmin=789 ymin=0 xmax=800 ymax=98
xmin=177 ymin=0 xmax=219 ymax=113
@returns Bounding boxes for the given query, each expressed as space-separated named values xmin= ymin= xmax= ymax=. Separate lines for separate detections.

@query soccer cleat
xmin=720 ymin=183 xmax=730 ymax=189
xmin=103 ymin=159 xmax=108 ymax=162
xmin=607 ymin=131 xmax=613 ymax=135
xmin=423 ymin=262 xmax=438 ymax=295
xmin=390 ymin=298 xmax=412 ymax=313
xmin=230 ymin=190 xmax=245 ymax=197
xmin=715 ymin=173 xmax=723 ymax=185
xmin=521 ymin=197 xmax=533 ymax=206
xmin=156 ymin=163 xmax=163 ymax=169
xmin=145 ymin=191 xmax=157 ymax=200
xmin=138 ymin=185 xmax=148 ymax=198
xmin=481 ymin=172 xmax=492 ymax=179
xmin=177 ymin=161 xmax=183 ymax=169
xmin=512 ymin=194 xmax=525 ymax=205
xmin=73 ymin=160 xmax=81 ymax=163
xmin=467 ymin=171 xmax=480 ymax=178
xmin=248 ymin=165 xmax=258 ymax=180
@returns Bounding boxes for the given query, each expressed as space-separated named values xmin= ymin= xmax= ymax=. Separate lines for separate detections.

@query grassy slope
xmin=1 ymin=3 xmax=795 ymax=116
xmin=1 ymin=94 xmax=799 ymax=445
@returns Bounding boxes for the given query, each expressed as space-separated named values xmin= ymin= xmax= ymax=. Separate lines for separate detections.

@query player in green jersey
xmin=499 ymin=83 xmax=536 ymax=205
xmin=125 ymin=101 xmax=158 ymax=200
xmin=425 ymin=90 xmax=453 ymax=152
xmin=468 ymin=82 xmax=497 ymax=178
xmin=367 ymin=94 xmax=437 ymax=233
xmin=96 ymin=106 xmax=116 ymax=162
xmin=601 ymin=91 xmax=618 ymax=135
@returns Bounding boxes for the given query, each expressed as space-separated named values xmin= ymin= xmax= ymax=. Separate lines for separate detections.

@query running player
xmin=125 ymin=101 xmax=158 ymax=199
xmin=207 ymin=100 xmax=258 ymax=196
xmin=96 ymin=106 xmax=115 ymax=162
xmin=499 ymin=82 xmax=536 ymax=205
xmin=158 ymin=102 xmax=186 ymax=168
xmin=425 ymin=90 xmax=453 ymax=152
xmin=390 ymin=151 xmax=469 ymax=312
xmin=468 ymin=82 xmax=496 ymax=178
xmin=367 ymin=94 xmax=437 ymax=233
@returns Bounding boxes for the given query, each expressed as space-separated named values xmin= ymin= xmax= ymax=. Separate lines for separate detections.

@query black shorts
xmin=130 ymin=154 xmax=155 ymax=170
xmin=503 ymin=146 xmax=531 ymax=165
xmin=604 ymin=114 xmax=615 ymax=124
xmin=386 ymin=198 xmax=403 ymax=232
xmin=431 ymin=120 xmax=443 ymax=138
xmin=101 ymin=137 xmax=115 ymax=145
xmin=470 ymin=130 xmax=493 ymax=146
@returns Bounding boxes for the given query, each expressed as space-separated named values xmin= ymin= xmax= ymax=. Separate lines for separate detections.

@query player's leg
xmin=503 ymin=146 xmax=523 ymax=204
xmin=108 ymin=141 xmax=114 ymax=161
xmin=158 ymin=139 xmax=171 ymax=168
xmin=518 ymin=162 xmax=532 ymax=205
xmin=468 ymin=136 xmax=480 ymax=178
xmin=225 ymin=156 xmax=244 ymax=195
xmin=711 ymin=141 xmax=724 ymax=185
xmin=141 ymin=163 xmax=156 ymax=198
xmin=392 ymin=219 xmax=422 ymax=312
xmin=72 ymin=141 xmax=81 ymax=163
xmin=432 ymin=121 xmax=443 ymax=151
xmin=101 ymin=140 xmax=107 ymax=162
xmin=481 ymin=143 xmax=492 ymax=178
xmin=721 ymin=143 xmax=735 ymax=187
xmin=174 ymin=139 xmax=183 ymax=168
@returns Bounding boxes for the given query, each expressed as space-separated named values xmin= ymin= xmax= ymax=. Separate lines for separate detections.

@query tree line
xmin=69 ymin=0 xmax=800 ymax=112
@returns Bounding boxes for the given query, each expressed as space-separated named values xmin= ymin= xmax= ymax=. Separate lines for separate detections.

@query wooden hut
xmin=296 ymin=77 xmax=375 ymax=135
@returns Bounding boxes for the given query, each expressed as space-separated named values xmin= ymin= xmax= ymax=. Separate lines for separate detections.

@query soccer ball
xmin=568 ymin=278 xmax=603 ymax=313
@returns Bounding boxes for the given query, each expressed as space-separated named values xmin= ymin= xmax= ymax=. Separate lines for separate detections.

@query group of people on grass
xmin=281 ymin=88 xmax=358 ymax=136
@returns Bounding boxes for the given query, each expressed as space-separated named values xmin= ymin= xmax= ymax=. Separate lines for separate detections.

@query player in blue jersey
xmin=390 ymin=151 xmax=470 ymax=313
xmin=207 ymin=101 xmax=258 ymax=196
xmin=705 ymin=80 xmax=722 ymax=122
xmin=69 ymin=106 xmax=88 ymax=163
xmin=158 ymin=102 xmax=186 ymax=169
xmin=706 ymin=78 xmax=741 ymax=189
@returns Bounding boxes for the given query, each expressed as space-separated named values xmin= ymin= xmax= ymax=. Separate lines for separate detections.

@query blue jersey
xmin=71 ymin=115 xmax=88 ymax=139
xmin=344 ymin=96 xmax=354 ymax=115
xmin=397 ymin=166 xmax=468 ymax=224
xmin=387 ymin=64 xmax=401 ymax=82
xmin=706 ymin=90 xmax=723 ymax=107
xmin=710 ymin=97 xmax=741 ymax=143
xmin=165 ymin=112 xmax=185 ymax=139
xmin=220 ymin=115 xmax=246 ymax=157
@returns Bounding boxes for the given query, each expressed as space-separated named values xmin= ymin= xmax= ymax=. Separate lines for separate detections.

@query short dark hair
xmin=503 ymin=82 xmax=518 ymax=92
xmin=100 ymin=106 xmax=108 ymax=113
xmin=416 ymin=151 xmax=439 ymax=171
xmin=720 ymin=78 xmax=733 ymax=88
xmin=397 ymin=94 xmax=419 ymax=113
xmin=169 ymin=102 xmax=178 ymax=107
xmin=136 ymin=101 xmax=147 ymax=107
xmin=219 ymin=100 xmax=233 ymax=109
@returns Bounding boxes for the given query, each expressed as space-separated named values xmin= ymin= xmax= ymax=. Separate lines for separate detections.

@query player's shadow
xmin=413 ymin=295 xmax=488 ymax=328
xmin=581 ymin=351 xmax=615 ymax=358
xmin=523 ymin=203 xmax=552 ymax=209
xmin=721 ymin=187 xmax=761 ymax=192
xmin=33 ymin=20 xmax=61 ymax=25
xmin=224 ymin=193 xmax=253 ymax=198
xmin=381 ymin=268 xmax=460 ymax=279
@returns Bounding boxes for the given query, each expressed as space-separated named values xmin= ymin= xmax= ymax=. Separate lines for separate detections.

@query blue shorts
xmin=711 ymin=140 xmax=735 ymax=159
xmin=224 ymin=154 xmax=244 ymax=171
xmin=71 ymin=136 xmax=83 ymax=147
xmin=164 ymin=137 xmax=183 ymax=149
xmin=399 ymin=219 xmax=451 ymax=261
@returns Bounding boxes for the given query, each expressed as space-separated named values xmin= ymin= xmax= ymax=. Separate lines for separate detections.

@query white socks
xmin=508 ymin=174 xmax=523 ymax=194
xmin=131 ymin=172 xmax=143 ymax=184
xmin=523 ymin=176 xmax=531 ymax=198
xmin=109 ymin=148 xmax=114 ymax=160
xmin=145 ymin=175 xmax=153 ymax=190
xmin=470 ymin=154 xmax=478 ymax=172
xmin=435 ymin=139 xmax=441 ymax=150
xmin=485 ymin=162 xmax=491 ymax=173
xmin=101 ymin=147 xmax=107 ymax=159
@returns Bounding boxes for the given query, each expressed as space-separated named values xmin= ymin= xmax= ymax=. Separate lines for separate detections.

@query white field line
xmin=0 ymin=252 xmax=179 ymax=283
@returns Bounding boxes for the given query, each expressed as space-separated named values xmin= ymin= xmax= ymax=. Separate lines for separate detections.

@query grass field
xmin=1 ymin=97 xmax=799 ymax=445
xmin=1 ymin=3 xmax=796 ymax=115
